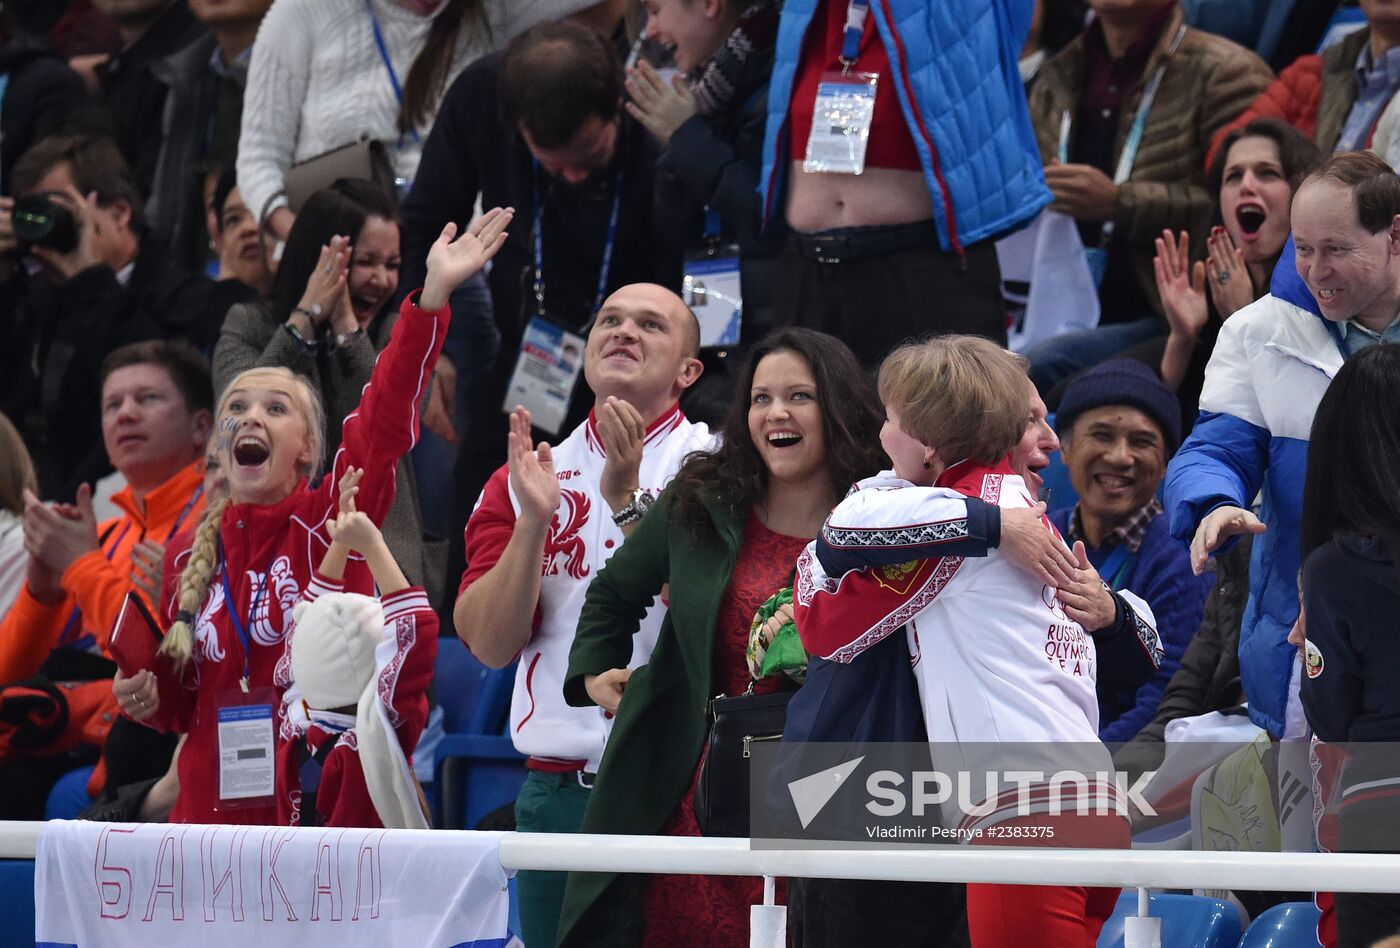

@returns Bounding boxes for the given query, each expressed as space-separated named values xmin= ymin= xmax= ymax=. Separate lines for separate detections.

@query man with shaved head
xmin=454 ymin=282 xmax=709 ymax=948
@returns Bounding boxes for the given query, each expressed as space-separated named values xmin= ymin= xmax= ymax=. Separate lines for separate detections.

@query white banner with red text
xmin=35 ymin=820 xmax=510 ymax=948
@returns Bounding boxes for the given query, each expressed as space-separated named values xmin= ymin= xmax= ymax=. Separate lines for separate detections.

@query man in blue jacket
xmin=1166 ymin=151 xmax=1400 ymax=739
xmin=1052 ymin=359 xmax=1212 ymax=743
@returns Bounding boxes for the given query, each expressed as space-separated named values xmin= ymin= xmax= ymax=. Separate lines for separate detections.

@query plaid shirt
xmin=1068 ymin=497 xmax=1163 ymax=554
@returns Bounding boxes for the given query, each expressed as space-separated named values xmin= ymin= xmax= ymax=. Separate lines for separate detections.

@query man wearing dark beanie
xmin=1050 ymin=359 xmax=1212 ymax=743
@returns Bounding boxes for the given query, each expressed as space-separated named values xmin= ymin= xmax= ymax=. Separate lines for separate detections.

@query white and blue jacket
xmin=1164 ymin=248 xmax=1343 ymax=737
xmin=758 ymin=0 xmax=1050 ymax=253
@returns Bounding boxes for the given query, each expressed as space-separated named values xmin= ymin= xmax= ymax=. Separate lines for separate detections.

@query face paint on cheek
xmin=216 ymin=416 xmax=239 ymax=454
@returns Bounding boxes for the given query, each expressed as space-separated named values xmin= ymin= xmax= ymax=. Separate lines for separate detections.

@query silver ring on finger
xmin=1217 ymin=270 xmax=1230 ymax=285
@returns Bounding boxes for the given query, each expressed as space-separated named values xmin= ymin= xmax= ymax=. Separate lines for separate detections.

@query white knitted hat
xmin=291 ymin=594 xmax=384 ymax=707
xmin=290 ymin=593 xmax=428 ymax=829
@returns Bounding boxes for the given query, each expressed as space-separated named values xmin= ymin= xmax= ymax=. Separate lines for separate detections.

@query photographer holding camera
xmin=0 ymin=134 xmax=247 ymax=498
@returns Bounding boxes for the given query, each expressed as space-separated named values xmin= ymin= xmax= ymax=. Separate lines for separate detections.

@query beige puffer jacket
xmin=1027 ymin=5 xmax=1273 ymax=315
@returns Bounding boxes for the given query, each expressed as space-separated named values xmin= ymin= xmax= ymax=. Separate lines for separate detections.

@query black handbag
xmin=694 ymin=685 xmax=793 ymax=838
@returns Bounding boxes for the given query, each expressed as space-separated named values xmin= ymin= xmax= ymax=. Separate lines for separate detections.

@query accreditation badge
xmin=683 ymin=247 xmax=743 ymax=347
xmin=503 ymin=318 xmax=586 ymax=436
xmin=212 ymin=685 xmax=278 ymax=810
xmin=803 ymin=72 xmax=879 ymax=176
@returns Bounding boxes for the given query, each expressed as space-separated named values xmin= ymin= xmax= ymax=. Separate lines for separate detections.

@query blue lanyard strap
xmin=840 ymin=0 xmax=871 ymax=71
xmin=165 ymin=484 xmax=204 ymax=544
xmin=1325 ymin=318 xmax=1354 ymax=362
xmin=0 ymin=73 xmax=9 ymax=194
xmin=1099 ymin=544 xmax=1137 ymax=592
xmin=1058 ymin=23 xmax=1187 ymax=246
xmin=531 ymin=162 xmax=625 ymax=322
xmin=218 ymin=535 xmax=267 ymax=688
xmin=363 ymin=0 xmax=421 ymax=146
xmin=703 ymin=207 xmax=723 ymax=241
xmin=57 ymin=521 xmax=131 ymax=647
xmin=107 ymin=523 xmax=133 ymax=559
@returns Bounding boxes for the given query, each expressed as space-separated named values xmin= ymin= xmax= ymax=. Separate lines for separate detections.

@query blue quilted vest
xmin=759 ymin=0 xmax=1051 ymax=251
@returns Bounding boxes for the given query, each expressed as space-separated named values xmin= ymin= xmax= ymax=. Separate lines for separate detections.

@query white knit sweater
xmin=0 ymin=510 xmax=24 ymax=620
xmin=238 ymin=0 xmax=595 ymax=224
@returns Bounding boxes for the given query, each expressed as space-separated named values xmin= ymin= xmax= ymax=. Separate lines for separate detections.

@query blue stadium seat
xmin=1130 ymin=814 xmax=1193 ymax=849
xmin=0 ymin=859 xmax=36 ymax=948
xmin=1236 ymin=901 xmax=1321 ymax=948
xmin=43 ymin=765 xmax=96 ymax=821
xmin=1180 ymin=0 xmax=1273 ymax=51
xmin=1098 ymin=891 xmax=1242 ymax=948
xmin=1314 ymin=6 xmax=1367 ymax=53
xmin=432 ymin=637 xmax=526 ymax=830
xmin=1040 ymin=412 xmax=1078 ymax=514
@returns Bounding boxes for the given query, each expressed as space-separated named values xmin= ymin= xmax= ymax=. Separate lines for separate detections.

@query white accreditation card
xmin=683 ymin=250 xmax=743 ymax=347
xmin=217 ymin=702 xmax=276 ymax=801
xmin=504 ymin=318 xmax=586 ymax=436
xmin=802 ymin=72 xmax=879 ymax=175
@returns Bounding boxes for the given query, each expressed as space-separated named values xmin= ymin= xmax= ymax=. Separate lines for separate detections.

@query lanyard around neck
xmin=363 ymin=0 xmax=421 ymax=146
xmin=1324 ymin=318 xmax=1355 ymax=362
xmin=218 ymin=534 xmax=268 ymax=690
xmin=0 ymin=74 xmax=9 ymax=194
xmin=56 ymin=521 xmax=130 ymax=647
xmin=165 ymin=484 xmax=204 ymax=543
xmin=1098 ymin=543 xmax=1136 ymax=592
xmin=1058 ymin=23 xmax=1187 ymax=246
xmin=839 ymin=0 xmax=871 ymax=73
xmin=531 ymin=161 xmax=624 ymax=323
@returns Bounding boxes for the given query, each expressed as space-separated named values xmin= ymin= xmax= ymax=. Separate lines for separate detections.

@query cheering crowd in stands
xmin=3 ymin=0 xmax=1400 ymax=945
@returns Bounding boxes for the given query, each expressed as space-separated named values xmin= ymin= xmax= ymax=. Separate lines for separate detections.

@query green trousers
xmin=514 ymin=769 xmax=591 ymax=947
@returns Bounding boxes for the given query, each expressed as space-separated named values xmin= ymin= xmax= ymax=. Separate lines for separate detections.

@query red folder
xmin=108 ymin=591 xmax=164 ymax=678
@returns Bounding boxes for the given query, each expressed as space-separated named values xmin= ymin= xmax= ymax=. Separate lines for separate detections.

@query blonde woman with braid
xmin=111 ymin=208 xmax=513 ymax=825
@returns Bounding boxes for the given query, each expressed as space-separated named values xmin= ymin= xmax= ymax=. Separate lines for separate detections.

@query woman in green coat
xmin=559 ymin=328 xmax=886 ymax=947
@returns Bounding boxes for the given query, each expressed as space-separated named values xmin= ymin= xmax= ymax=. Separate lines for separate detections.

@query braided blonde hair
xmin=159 ymin=494 xmax=231 ymax=668
xmin=160 ymin=368 xmax=327 ymax=668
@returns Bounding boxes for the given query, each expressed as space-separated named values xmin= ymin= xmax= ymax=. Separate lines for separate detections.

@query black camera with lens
xmin=11 ymin=193 xmax=77 ymax=253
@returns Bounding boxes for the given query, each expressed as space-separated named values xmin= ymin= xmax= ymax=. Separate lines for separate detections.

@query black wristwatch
xmin=283 ymin=320 xmax=319 ymax=351
xmin=611 ymin=488 xmax=655 ymax=527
